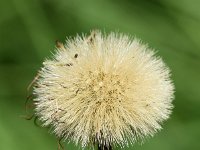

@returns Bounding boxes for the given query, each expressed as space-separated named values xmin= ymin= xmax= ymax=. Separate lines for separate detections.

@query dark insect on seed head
xmin=74 ymin=53 xmax=78 ymax=58
xmin=65 ymin=63 xmax=73 ymax=67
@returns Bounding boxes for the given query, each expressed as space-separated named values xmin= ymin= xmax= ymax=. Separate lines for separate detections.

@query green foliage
xmin=0 ymin=0 xmax=200 ymax=149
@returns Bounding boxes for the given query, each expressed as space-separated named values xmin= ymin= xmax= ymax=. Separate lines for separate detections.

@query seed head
xmin=33 ymin=30 xmax=174 ymax=148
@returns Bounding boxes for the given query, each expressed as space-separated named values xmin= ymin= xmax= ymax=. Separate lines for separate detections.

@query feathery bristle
xmin=33 ymin=30 xmax=174 ymax=149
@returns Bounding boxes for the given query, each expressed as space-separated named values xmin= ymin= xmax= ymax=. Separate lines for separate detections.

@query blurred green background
xmin=0 ymin=0 xmax=200 ymax=150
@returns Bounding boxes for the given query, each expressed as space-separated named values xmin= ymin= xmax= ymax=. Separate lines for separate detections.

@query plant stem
xmin=97 ymin=144 xmax=112 ymax=150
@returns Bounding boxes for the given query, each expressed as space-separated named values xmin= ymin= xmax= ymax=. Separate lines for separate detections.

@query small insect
xmin=56 ymin=40 xmax=66 ymax=51
xmin=74 ymin=53 xmax=78 ymax=58
xmin=65 ymin=63 xmax=73 ymax=66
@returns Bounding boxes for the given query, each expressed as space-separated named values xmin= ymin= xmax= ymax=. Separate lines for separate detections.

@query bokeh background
xmin=0 ymin=0 xmax=200 ymax=150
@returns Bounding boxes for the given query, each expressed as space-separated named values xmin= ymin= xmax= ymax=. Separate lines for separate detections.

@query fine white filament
xmin=33 ymin=31 xmax=174 ymax=149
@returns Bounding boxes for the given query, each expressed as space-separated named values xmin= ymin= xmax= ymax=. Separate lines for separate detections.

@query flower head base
xmin=33 ymin=31 xmax=174 ymax=149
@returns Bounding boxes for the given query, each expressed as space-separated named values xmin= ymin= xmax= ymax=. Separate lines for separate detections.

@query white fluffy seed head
xmin=33 ymin=30 xmax=174 ymax=148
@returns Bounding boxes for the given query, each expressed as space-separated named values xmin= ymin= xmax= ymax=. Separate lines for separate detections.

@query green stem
xmin=97 ymin=144 xmax=112 ymax=150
